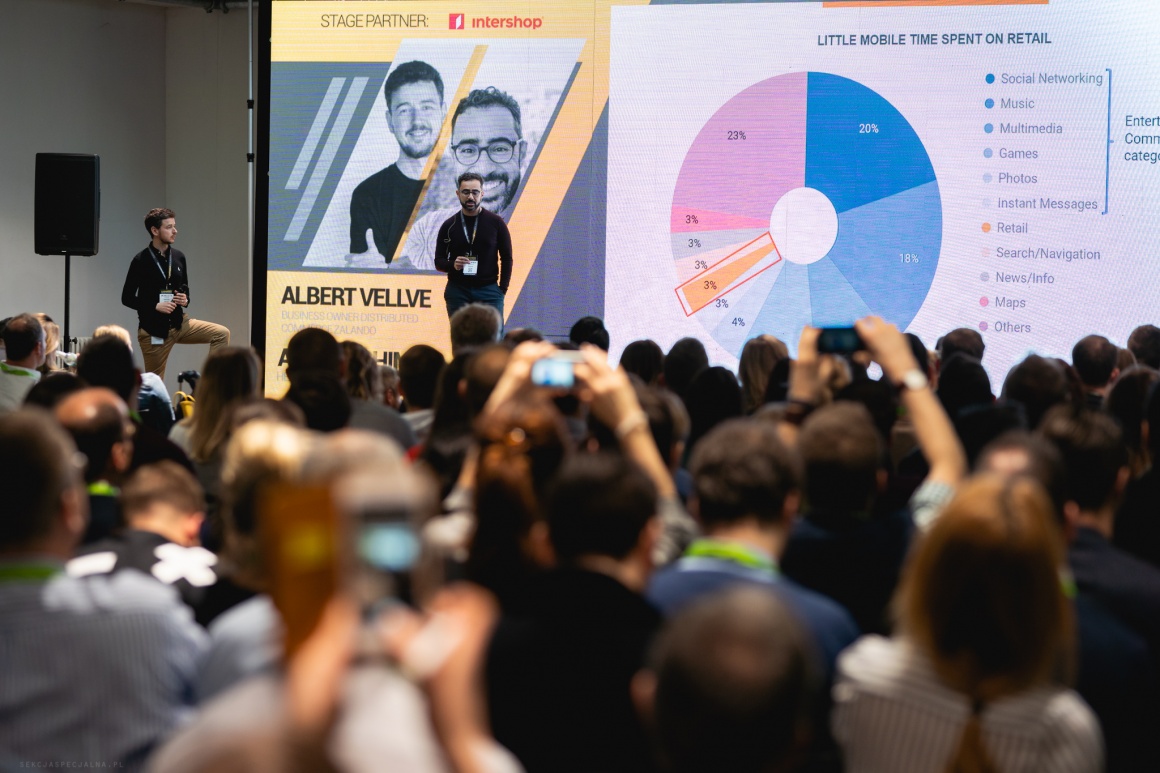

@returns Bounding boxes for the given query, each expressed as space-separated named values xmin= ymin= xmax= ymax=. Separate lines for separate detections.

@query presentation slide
xmin=265 ymin=0 xmax=1160 ymax=392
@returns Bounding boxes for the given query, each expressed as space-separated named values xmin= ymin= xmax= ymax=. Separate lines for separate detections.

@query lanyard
xmin=460 ymin=212 xmax=478 ymax=246
xmin=150 ymin=246 xmax=172 ymax=284
xmin=0 ymin=562 xmax=62 ymax=584
xmin=685 ymin=538 xmax=779 ymax=574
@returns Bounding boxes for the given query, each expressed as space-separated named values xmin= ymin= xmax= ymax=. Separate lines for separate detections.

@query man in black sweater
xmin=121 ymin=208 xmax=229 ymax=379
xmin=434 ymin=171 xmax=512 ymax=319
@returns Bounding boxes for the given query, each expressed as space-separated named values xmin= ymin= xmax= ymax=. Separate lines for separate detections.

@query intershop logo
xmin=449 ymin=13 xmax=464 ymax=30
xmin=449 ymin=12 xmax=544 ymax=30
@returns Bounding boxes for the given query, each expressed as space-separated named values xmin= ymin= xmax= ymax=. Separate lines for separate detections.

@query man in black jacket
xmin=121 ymin=208 xmax=229 ymax=379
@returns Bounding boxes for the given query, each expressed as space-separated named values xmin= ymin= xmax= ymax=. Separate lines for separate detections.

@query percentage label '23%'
xmin=726 ymin=130 xmax=747 ymax=140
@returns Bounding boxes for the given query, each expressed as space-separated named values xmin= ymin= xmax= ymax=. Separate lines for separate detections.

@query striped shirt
xmin=833 ymin=636 xmax=1102 ymax=773
xmin=0 ymin=561 xmax=207 ymax=771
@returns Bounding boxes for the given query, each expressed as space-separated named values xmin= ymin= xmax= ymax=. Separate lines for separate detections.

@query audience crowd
xmin=5 ymin=306 xmax=1160 ymax=772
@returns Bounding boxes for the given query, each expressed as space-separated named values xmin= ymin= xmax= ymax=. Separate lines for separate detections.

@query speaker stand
xmin=63 ymin=252 xmax=72 ymax=352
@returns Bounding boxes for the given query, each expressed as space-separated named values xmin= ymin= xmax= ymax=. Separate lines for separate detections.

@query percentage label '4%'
xmin=731 ymin=318 xmax=745 ymax=327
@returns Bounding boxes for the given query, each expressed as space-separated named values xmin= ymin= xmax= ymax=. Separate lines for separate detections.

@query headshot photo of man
xmin=401 ymin=86 xmax=527 ymax=271
xmin=348 ymin=60 xmax=446 ymax=264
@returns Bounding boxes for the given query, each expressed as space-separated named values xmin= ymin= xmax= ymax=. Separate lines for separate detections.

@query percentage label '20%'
xmin=859 ymin=123 xmax=879 ymax=134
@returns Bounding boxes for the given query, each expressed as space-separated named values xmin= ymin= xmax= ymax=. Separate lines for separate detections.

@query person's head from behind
xmin=898 ymin=475 xmax=1071 ymax=771
xmin=636 ymin=587 xmax=817 ymax=773
xmin=76 ymin=334 xmax=138 ymax=406
xmin=341 ymin=340 xmax=383 ymax=402
xmin=798 ymin=402 xmax=882 ymax=517
xmin=463 ymin=344 xmax=510 ymax=419
xmin=739 ymin=335 xmax=789 ymax=414
xmin=33 ymin=313 xmax=60 ymax=371
xmin=1071 ymin=334 xmax=1119 ymax=389
xmin=23 ymin=371 xmax=84 ymax=410
xmin=121 ymin=461 xmax=206 ymax=547
xmin=398 ymin=344 xmax=446 ymax=412
xmin=664 ymin=337 xmax=708 ymax=398
xmin=187 ymin=346 xmax=262 ymax=462
xmin=1128 ymin=324 xmax=1160 ymax=370
xmin=684 ymin=366 xmax=743 ymax=454
xmin=384 ymin=60 xmax=444 ymax=161
xmin=2 ymin=313 xmax=46 ymax=369
xmin=285 ymin=327 xmax=343 ymax=381
xmin=1038 ymin=405 xmax=1129 ymax=517
xmin=449 ymin=86 xmax=525 ymax=214
xmin=546 ymin=452 xmax=658 ymax=584
xmin=450 ymin=303 xmax=502 ymax=356
xmin=0 ymin=409 xmax=86 ymax=556
xmin=939 ymin=327 xmax=985 ymax=364
xmin=619 ymin=339 xmax=665 ymax=387
xmin=468 ymin=393 xmax=572 ymax=592
xmin=94 ymin=324 xmax=134 ymax=352
xmin=54 ymin=388 xmax=134 ymax=485
xmin=975 ymin=430 xmax=1068 ymax=524
xmin=379 ymin=365 xmax=401 ymax=409
xmin=936 ymin=353 xmax=993 ymax=420
xmin=1105 ymin=365 xmax=1159 ymax=474
xmin=1001 ymin=354 xmax=1071 ymax=430
xmin=502 ymin=327 xmax=543 ymax=347
xmin=690 ymin=419 xmax=800 ymax=536
xmin=569 ymin=316 xmax=609 ymax=351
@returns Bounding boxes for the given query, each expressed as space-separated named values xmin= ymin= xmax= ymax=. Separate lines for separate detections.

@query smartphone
xmin=531 ymin=350 xmax=585 ymax=388
xmin=359 ymin=506 xmax=421 ymax=574
xmin=817 ymin=327 xmax=865 ymax=354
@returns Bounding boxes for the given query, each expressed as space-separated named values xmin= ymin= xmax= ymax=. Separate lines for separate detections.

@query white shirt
xmin=0 ymin=361 xmax=42 ymax=412
xmin=833 ymin=635 xmax=1102 ymax=773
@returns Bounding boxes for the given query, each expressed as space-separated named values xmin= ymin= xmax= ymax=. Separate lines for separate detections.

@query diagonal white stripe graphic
xmin=286 ymin=77 xmax=346 ymax=191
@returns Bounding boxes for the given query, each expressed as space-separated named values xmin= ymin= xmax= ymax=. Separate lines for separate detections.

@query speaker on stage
xmin=35 ymin=153 xmax=100 ymax=256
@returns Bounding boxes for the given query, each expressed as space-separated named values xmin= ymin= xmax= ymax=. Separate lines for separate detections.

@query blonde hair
xmin=94 ymin=324 xmax=133 ymax=350
xmin=898 ymin=474 xmax=1073 ymax=772
xmin=185 ymin=347 xmax=262 ymax=463
xmin=34 ymin=313 xmax=61 ymax=372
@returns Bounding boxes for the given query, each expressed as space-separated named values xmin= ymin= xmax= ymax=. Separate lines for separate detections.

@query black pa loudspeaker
xmin=35 ymin=153 xmax=100 ymax=256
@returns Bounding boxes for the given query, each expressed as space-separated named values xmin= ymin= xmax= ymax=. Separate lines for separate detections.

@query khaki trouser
xmin=138 ymin=317 xmax=230 ymax=379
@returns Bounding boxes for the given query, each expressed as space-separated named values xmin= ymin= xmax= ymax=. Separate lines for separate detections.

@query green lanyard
xmin=0 ymin=562 xmax=62 ymax=584
xmin=88 ymin=481 xmax=119 ymax=497
xmin=685 ymin=538 xmax=779 ymax=574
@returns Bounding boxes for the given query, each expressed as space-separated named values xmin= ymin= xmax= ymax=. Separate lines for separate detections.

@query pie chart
xmin=671 ymin=72 xmax=942 ymax=357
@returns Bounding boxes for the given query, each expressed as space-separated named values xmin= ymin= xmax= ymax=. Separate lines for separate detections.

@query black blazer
xmin=121 ymin=245 xmax=189 ymax=338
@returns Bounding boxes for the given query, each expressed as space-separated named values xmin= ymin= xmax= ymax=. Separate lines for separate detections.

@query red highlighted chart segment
xmin=675 ymin=233 xmax=783 ymax=315
xmin=670 ymin=71 xmax=941 ymax=358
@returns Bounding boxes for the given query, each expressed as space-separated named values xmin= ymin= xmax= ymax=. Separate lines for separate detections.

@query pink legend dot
xmin=979 ymin=321 xmax=989 ymax=332
xmin=979 ymin=297 xmax=989 ymax=306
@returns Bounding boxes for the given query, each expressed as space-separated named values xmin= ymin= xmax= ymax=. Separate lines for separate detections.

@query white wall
xmin=0 ymin=0 xmax=252 ymax=393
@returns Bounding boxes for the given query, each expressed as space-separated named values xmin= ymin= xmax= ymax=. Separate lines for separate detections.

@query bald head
xmin=55 ymin=388 xmax=133 ymax=484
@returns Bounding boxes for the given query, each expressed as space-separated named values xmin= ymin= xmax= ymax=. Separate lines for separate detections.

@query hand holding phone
xmin=816 ymin=327 xmax=865 ymax=354
xmin=530 ymin=350 xmax=585 ymax=389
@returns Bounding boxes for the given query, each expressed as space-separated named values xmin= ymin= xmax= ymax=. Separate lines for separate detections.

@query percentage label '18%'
xmin=900 ymin=253 xmax=920 ymax=264
xmin=726 ymin=130 xmax=747 ymax=140
xmin=859 ymin=123 xmax=879 ymax=134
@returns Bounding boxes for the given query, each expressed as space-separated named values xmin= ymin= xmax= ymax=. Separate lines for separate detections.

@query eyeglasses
xmin=451 ymin=141 xmax=515 ymax=166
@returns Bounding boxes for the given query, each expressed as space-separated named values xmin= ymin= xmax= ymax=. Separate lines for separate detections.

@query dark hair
xmin=144 ymin=207 xmax=175 ymax=234
xmin=619 ymin=339 xmax=665 ymax=386
xmin=569 ymin=316 xmax=609 ymax=351
xmin=547 ymin=452 xmax=656 ymax=562
xmin=976 ymin=430 xmax=1068 ymax=522
xmin=649 ymin=587 xmax=817 ymax=773
xmin=937 ymin=353 xmax=993 ymax=420
xmin=939 ymin=328 xmax=985 ymax=363
xmin=76 ymin=335 xmax=137 ymax=403
xmin=384 ymin=60 xmax=444 ymax=107
xmin=1001 ymin=354 xmax=1071 ymax=430
xmin=1105 ymin=365 xmax=1159 ymax=470
xmin=799 ymin=402 xmax=882 ymax=514
xmin=835 ymin=379 xmax=896 ymax=448
xmin=285 ymin=327 xmax=342 ymax=378
xmin=399 ymin=344 xmax=446 ymax=411
xmin=739 ymin=336 xmax=788 ymax=415
xmin=60 ymin=399 xmax=127 ymax=483
xmin=664 ymin=337 xmax=708 ymax=398
xmin=691 ymin=419 xmax=800 ymax=529
xmin=684 ymin=367 xmax=743 ymax=456
xmin=502 ymin=327 xmax=543 ymax=346
xmin=282 ymin=371 xmax=351 ymax=432
xmin=464 ymin=344 xmax=509 ymax=419
xmin=2 ymin=313 xmax=44 ymax=362
xmin=456 ymin=171 xmax=483 ymax=189
xmin=905 ymin=332 xmax=931 ymax=375
xmin=1128 ymin=325 xmax=1160 ymax=370
xmin=589 ymin=380 xmax=689 ymax=465
xmin=0 ymin=410 xmax=80 ymax=547
xmin=451 ymin=86 xmax=522 ymax=138
xmin=24 ymin=371 xmax=84 ymax=409
xmin=121 ymin=461 xmax=205 ymax=519
xmin=1072 ymin=334 xmax=1119 ymax=388
xmin=1039 ymin=405 xmax=1128 ymax=511
xmin=421 ymin=354 xmax=474 ymax=498
xmin=450 ymin=303 xmax=501 ymax=356
xmin=341 ymin=340 xmax=382 ymax=401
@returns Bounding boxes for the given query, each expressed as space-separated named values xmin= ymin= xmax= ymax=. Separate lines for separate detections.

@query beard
xmin=398 ymin=123 xmax=437 ymax=160
xmin=480 ymin=170 xmax=523 ymax=216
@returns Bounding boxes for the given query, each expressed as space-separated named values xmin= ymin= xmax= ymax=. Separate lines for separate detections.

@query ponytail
xmin=945 ymin=700 xmax=997 ymax=773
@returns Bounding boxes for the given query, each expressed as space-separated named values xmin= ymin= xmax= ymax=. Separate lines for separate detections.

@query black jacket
xmin=122 ymin=244 xmax=189 ymax=338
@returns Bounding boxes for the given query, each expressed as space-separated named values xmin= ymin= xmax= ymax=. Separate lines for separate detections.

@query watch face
xmin=903 ymin=370 xmax=929 ymax=391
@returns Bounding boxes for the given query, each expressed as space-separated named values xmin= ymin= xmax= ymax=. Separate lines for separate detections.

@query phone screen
xmin=531 ymin=357 xmax=576 ymax=388
xmin=817 ymin=327 xmax=864 ymax=354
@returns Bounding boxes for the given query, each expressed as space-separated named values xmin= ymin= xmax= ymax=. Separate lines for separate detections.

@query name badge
xmin=463 ymin=260 xmax=479 ymax=276
xmin=159 ymin=292 xmax=175 ymax=304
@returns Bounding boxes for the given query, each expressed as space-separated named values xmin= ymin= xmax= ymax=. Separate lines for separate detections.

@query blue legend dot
xmin=986 ymin=73 xmax=995 ymax=84
xmin=984 ymin=148 xmax=993 ymax=158
xmin=984 ymin=173 xmax=993 ymax=182
xmin=984 ymin=123 xmax=994 ymax=133
xmin=985 ymin=98 xmax=995 ymax=109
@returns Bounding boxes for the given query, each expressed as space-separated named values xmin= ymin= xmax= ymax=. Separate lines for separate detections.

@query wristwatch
xmin=896 ymin=369 xmax=930 ymax=392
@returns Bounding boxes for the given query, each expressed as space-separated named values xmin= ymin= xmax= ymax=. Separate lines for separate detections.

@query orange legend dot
xmin=982 ymin=222 xmax=992 ymax=233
